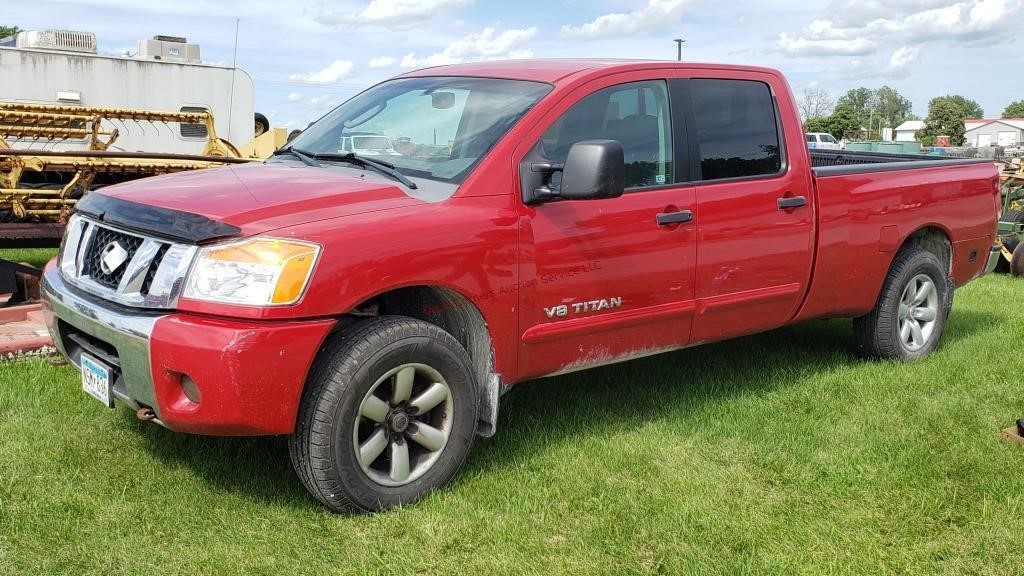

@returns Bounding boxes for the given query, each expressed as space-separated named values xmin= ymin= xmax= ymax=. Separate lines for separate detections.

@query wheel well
xmin=346 ymin=286 xmax=500 ymax=435
xmin=900 ymin=226 xmax=952 ymax=274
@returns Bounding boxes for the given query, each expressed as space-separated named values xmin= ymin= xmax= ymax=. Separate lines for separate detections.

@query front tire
xmin=853 ymin=247 xmax=951 ymax=360
xmin=289 ymin=316 xmax=479 ymax=512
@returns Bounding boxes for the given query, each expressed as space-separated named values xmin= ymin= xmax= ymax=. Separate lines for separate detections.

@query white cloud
xmin=318 ymin=0 xmax=473 ymax=28
xmin=777 ymin=0 xmax=1024 ymax=57
xmin=289 ymin=60 xmax=355 ymax=83
xmin=286 ymin=92 xmax=304 ymax=102
xmin=843 ymin=46 xmax=922 ymax=80
xmin=368 ymin=56 xmax=396 ymax=68
xmin=558 ymin=0 xmax=691 ymax=40
xmin=776 ymin=30 xmax=877 ymax=57
xmin=305 ymin=95 xmax=343 ymax=110
xmin=400 ymin=26 xmax=538 ymax=68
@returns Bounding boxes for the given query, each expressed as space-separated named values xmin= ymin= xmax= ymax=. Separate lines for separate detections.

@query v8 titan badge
xmin=544 ymin=297 xmax=623 ymax=319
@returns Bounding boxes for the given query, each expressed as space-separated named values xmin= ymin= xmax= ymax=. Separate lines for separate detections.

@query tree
xmin=918 ymin=98 xmax=967 ymax=146
xmin=836 ymin=87 xmax=875 ymax=131
xmin=825 ymin=105 xmax=860 ymax=140
xmin=0 ymin=25 xmax=20 ymax=39
xmin=874 ymin=86 xmax=913 ymax=135
xmin=1003 ymin=100 xmax=1024 ymax=118
xmin=931 ymin=95 xmax=984 ymax=120
xmin=799 ymin=88 xmax=834 ymax=121
xmin=804 ymin=117 xmax=830 ymax=134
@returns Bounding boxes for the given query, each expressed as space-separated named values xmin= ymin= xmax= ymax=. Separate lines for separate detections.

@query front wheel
xmin=289 ymin=316 xmax=479 ymax=512
xmin=853 ymin=247 xmax=952 ymax=360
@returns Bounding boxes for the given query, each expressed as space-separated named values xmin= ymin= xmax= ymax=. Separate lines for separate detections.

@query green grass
xmin=0 ymin=248 xmax=57 ymax=269
xmin=1 ymin=275 xmax=1023 ymax=575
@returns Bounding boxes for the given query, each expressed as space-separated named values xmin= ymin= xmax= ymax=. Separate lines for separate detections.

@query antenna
xmin=227 ymin=18 xmax=240 ymax=139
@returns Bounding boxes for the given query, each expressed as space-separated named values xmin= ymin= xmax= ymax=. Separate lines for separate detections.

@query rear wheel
xmin=853 ymin=247 xmax=951 ymax=360
xmin=289 ymin=316 xmax=478 ymax=512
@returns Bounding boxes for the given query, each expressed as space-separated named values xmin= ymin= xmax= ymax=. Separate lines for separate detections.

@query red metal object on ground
xmin=0 ymin=303 xmax=52 ymax=354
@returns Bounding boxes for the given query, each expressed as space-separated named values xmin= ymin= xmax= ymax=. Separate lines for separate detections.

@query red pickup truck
xmin=41 ymin=60 xmax=1001 ymax=512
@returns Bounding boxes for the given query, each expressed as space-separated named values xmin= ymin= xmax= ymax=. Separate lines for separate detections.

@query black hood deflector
xmin=76 ymin=193 xmax=241 ymax=244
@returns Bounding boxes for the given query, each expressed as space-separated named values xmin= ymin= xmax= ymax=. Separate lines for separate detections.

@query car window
xmin=541 ymin=80 xmax=673 ymax=189
xmin=691 ymin=79 xmax=782 ymax=180
xmin=180 ymin=106 xmax=209 ymax=138
xmin=292 ymin=77 xmax=551 ymax=184
xmin=820 ymin=134 xmax=836 ymax=143
xmin=806 ymin=134 xmax=816 ymax=143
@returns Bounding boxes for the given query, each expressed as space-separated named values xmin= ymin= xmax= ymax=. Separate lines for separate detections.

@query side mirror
xmin=557 ymin=140 xmax=625 ymax=200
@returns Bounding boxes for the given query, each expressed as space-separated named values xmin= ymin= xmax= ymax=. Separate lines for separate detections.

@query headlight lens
xmin=183 ymin=238 xmax=320 ymax=306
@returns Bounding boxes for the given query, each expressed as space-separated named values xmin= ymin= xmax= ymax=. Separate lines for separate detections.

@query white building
xmin=964 ymin=119 xmax=1024 ymax=147
xmin=894 ymin=120 xmax=925 ymax=142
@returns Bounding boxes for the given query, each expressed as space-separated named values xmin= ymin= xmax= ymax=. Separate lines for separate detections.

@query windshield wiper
xmin=271 ymin=146 xmax=321 ymax=168
xmin=310 ymin=152 xmax=418 ymax=190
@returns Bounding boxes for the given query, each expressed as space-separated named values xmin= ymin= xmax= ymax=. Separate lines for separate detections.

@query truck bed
xmin=810 ymin=149 xmax=992 ymax=175
xmin=798 ymin=150 xmax=999 ymax=322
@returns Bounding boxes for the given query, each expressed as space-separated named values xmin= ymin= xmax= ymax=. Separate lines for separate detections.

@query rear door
xmin=683 ymin=76 xmax=817 ymax=343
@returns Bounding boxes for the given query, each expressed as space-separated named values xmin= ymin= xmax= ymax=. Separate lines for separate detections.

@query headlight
xmin=183 ymin=238 xmax=320 ymax=306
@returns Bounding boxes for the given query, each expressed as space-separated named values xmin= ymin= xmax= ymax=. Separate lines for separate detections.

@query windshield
xmin=290 ymin=76 xmax=552 ymax=184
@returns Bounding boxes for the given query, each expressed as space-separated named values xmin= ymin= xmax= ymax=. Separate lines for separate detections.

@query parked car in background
xmin=807 ymin=132 xmax=841 ymax=150
xmin=42 ymin=60 xmax=1001 ymax=513
xmin=1003 ymin=144 xmax=1024 ymax=158
xmin=340 ymin=133 xmax=402 ymax=157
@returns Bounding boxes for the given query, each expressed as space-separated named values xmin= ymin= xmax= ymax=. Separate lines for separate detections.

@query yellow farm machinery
xmin=0 ymin=101 xmax=285 ymax=302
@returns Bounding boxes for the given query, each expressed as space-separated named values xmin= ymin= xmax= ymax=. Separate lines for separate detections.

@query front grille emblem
xmin=100 ymin=241 xmax=129 ymax=275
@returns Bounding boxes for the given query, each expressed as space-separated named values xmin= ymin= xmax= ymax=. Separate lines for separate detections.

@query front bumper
xmin=42 ymin=268 xmax=335 ymax=435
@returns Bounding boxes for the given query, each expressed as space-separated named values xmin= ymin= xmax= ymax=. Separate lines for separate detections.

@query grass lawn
xmin=0 ymin=248 xmax=57 ymax=269
xmin=1 ymin=274 xmax=1022 ymax=574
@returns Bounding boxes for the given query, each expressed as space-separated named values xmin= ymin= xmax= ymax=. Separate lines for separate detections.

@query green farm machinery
xmin=996 ymin=159 xmax=1024 ymax=276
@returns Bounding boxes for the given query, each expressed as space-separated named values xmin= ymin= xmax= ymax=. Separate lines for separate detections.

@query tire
xmin=289 ymin=316 xmax=479 ymax=513
xmin=1012 ymin=243 xmax=1024 ymax=277
xmin=853 ymin=247 xmax=952 ymax=360
xmin=1000 ymin=209 xmax=1023 ymax=253
xmin=254 ymin=112 xmax=269 ymax=137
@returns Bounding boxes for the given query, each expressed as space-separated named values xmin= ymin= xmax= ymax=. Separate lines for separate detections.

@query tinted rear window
xmin=691 ymin=79 xmax=782 ymax=180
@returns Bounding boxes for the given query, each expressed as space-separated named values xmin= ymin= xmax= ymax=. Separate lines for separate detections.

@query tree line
xmin=801 ymin=85 xmax=1024 ymax=147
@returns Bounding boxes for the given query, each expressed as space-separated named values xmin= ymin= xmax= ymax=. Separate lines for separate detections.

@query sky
xmin=6 ymin=0 xmax=1024 ymax=131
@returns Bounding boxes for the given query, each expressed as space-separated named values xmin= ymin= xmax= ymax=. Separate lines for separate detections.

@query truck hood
xmin=95 ymin=162 xmax=421 ymax=236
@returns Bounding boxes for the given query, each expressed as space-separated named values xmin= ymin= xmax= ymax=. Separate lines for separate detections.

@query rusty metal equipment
xmin=0 ymin=102 xmax=256 ymax=227
xmin=0 ymin=102 xmax=285 ymax=307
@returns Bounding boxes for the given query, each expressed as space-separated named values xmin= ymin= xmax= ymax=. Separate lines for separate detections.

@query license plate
xmin=81 ymin=354 xmax=114 ymax=409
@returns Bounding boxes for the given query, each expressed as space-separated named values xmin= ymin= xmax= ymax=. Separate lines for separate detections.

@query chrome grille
xmin=81 ymin=227 xmax=144 ymax=291
xmin=59 ymin=215 xmax=197 ymax=309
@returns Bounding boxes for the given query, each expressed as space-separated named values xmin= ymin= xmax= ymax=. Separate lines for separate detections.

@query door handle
xmin=777 ymin=196 xmax=807 ymax=210
xmin=656 ymin=209 xmax=693 ymax=226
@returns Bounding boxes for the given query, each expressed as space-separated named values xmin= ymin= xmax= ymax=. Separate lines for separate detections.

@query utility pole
xmin=674 ymin=38 xmax=686 ymax=61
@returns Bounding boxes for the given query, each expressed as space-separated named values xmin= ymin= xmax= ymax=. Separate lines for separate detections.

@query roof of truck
xmin=398 ymin=59 xmax=780 ymax=84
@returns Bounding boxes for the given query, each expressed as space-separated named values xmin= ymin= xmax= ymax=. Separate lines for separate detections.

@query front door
xmin=516 ymin=77 xmax=697 ymax=380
